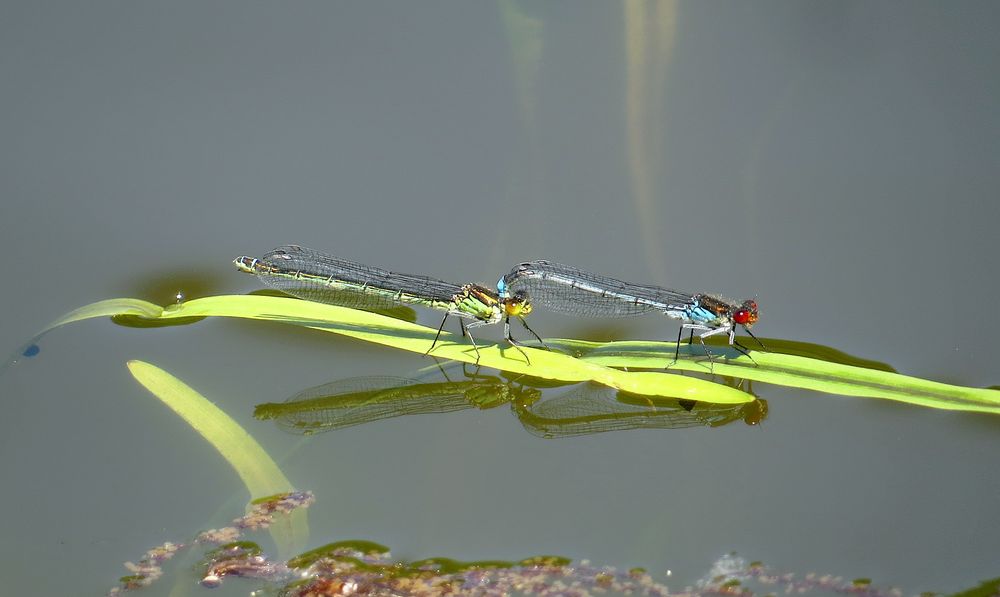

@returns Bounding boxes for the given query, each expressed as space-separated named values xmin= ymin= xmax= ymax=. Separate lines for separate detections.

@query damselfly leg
xmin=427 ymin=313 xmax=484 ymax=364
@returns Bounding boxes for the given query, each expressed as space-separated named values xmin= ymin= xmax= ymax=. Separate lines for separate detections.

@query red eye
xmin=734 ymin=299 xmax=759 ymax=325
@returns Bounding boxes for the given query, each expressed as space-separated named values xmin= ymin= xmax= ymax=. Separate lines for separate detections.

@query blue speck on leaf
xmin=22 ymin=344 xmax=40 ymax=357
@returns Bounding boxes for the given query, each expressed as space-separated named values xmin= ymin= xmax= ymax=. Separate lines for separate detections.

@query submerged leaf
xmin=2 ymin=298 xmax=167 ymax=372
xmin=126 ymin=360 xmax=308 ymax=556
xmin=48 ymin=298 xmax=165 ymax=327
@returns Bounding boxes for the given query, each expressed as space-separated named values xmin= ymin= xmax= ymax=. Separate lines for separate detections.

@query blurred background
xmin=1 ymin=2 xmax=998 ymax=594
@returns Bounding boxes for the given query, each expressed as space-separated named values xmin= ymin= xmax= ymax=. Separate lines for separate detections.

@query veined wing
xmin=254 ymin=245 xmax=465 ymax=311
xmin=502 ymin=260 xmax=697 ymax=318
xmin=514 ymin=382 xmax=745 ymax=438
xmin=254 ymin=376 xmax=475 ymax=435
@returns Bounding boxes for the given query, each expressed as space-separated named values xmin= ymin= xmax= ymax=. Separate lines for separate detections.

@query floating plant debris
xmin=287 ymin=540 xmax=392 ymax=570
xmin=107 ymin=491 xmax=314 ymax=596
xmin=205 ymin=546 xmax=679 ymax=597
xmin=193 ymin=549 xmax=918 ymax=597
xmin=699 ymin=554 xmax=907 ymax=597
xmin=200 ymin=541 xmax=282 ymax=588
xmin=107 ymin=491 xmax=919 ymax=597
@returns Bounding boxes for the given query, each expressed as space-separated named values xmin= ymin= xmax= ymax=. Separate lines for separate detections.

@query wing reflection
xmin=254 ymin=371 xmax=541 ymax=435
xmin=515 ymin=380 xmax=766 ymax=439
xmin=255 ymin=365 xmax=766 ymax=438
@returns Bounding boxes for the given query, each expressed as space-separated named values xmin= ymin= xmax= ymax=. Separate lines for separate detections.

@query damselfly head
xmin=503 ymin=289 xmax=532 ymax=317
xmin=233 ymin=256 xmax=257 ymax=273
xmin=743 ymin=398 xmax=768 ymax=426
xmin=732 ymin=299 xmax=759 ymax=327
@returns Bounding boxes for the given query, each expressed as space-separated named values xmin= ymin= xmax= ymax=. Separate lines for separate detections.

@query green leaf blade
xmin=25 ymin=294 xmax=1000 ymax=413
xmin=126 ymin=360 xmax=308 ymax=555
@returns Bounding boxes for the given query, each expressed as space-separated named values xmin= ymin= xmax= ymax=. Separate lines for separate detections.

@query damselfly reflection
xmin=254 ymin=366 xmax=766 ymax=438
xmin=514 ymin=380 xmax=766 ymax=439
xmin=254 ymin=371 xmax=542 ymax=435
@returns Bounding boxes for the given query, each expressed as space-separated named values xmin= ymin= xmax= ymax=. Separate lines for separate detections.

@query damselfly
xmin=234 ymin=245 xmax=543 ymax=362
xmin=498 ymin=260 xmax=761 ymax=365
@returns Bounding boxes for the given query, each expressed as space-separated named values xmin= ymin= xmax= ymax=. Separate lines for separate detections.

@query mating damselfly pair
xmin=234 ymin=245 xmax=761 ymax=365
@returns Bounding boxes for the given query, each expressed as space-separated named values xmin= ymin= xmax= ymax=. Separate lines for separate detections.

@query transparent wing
xmin=502 ymin=260 xmax=696 ymax=318
xmin=254 ymin=376 xmax=473 ymax=435
xmin=514 ymin=382 xmax=743 ymax=438
xmin=255 ymin=245 xmax=465 ymax=309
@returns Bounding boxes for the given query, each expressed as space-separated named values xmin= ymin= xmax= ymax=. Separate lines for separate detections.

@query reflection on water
xmin=516 ymin=381 xmax=766 ymax=438
xmin=115 ymin=267 xmax=221 ymax=304
xmin=254 ymin=363 xmax=767 ymax=438
xmin=254 ymin=371 xmax=540 ymax=434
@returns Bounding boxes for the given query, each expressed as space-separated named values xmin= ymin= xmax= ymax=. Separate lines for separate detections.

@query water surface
xmin=2 ymin=2 xmax=999 ymax=594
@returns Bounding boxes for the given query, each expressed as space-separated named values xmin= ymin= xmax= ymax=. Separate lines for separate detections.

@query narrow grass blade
xmin=549 ymin=339 xmax=1000 ymax=414
xmin=25 ymin=294 xmax=1000 ymax=413
xmin=2 ymin=299 xmax=166 ymax=371
xmin=8 ymin=295 xmax=751 ymax=404
xmin=126 ymin=360 xmax=308 ymax=555
xmin=158 ymin=295 xmax=750 ymax=404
